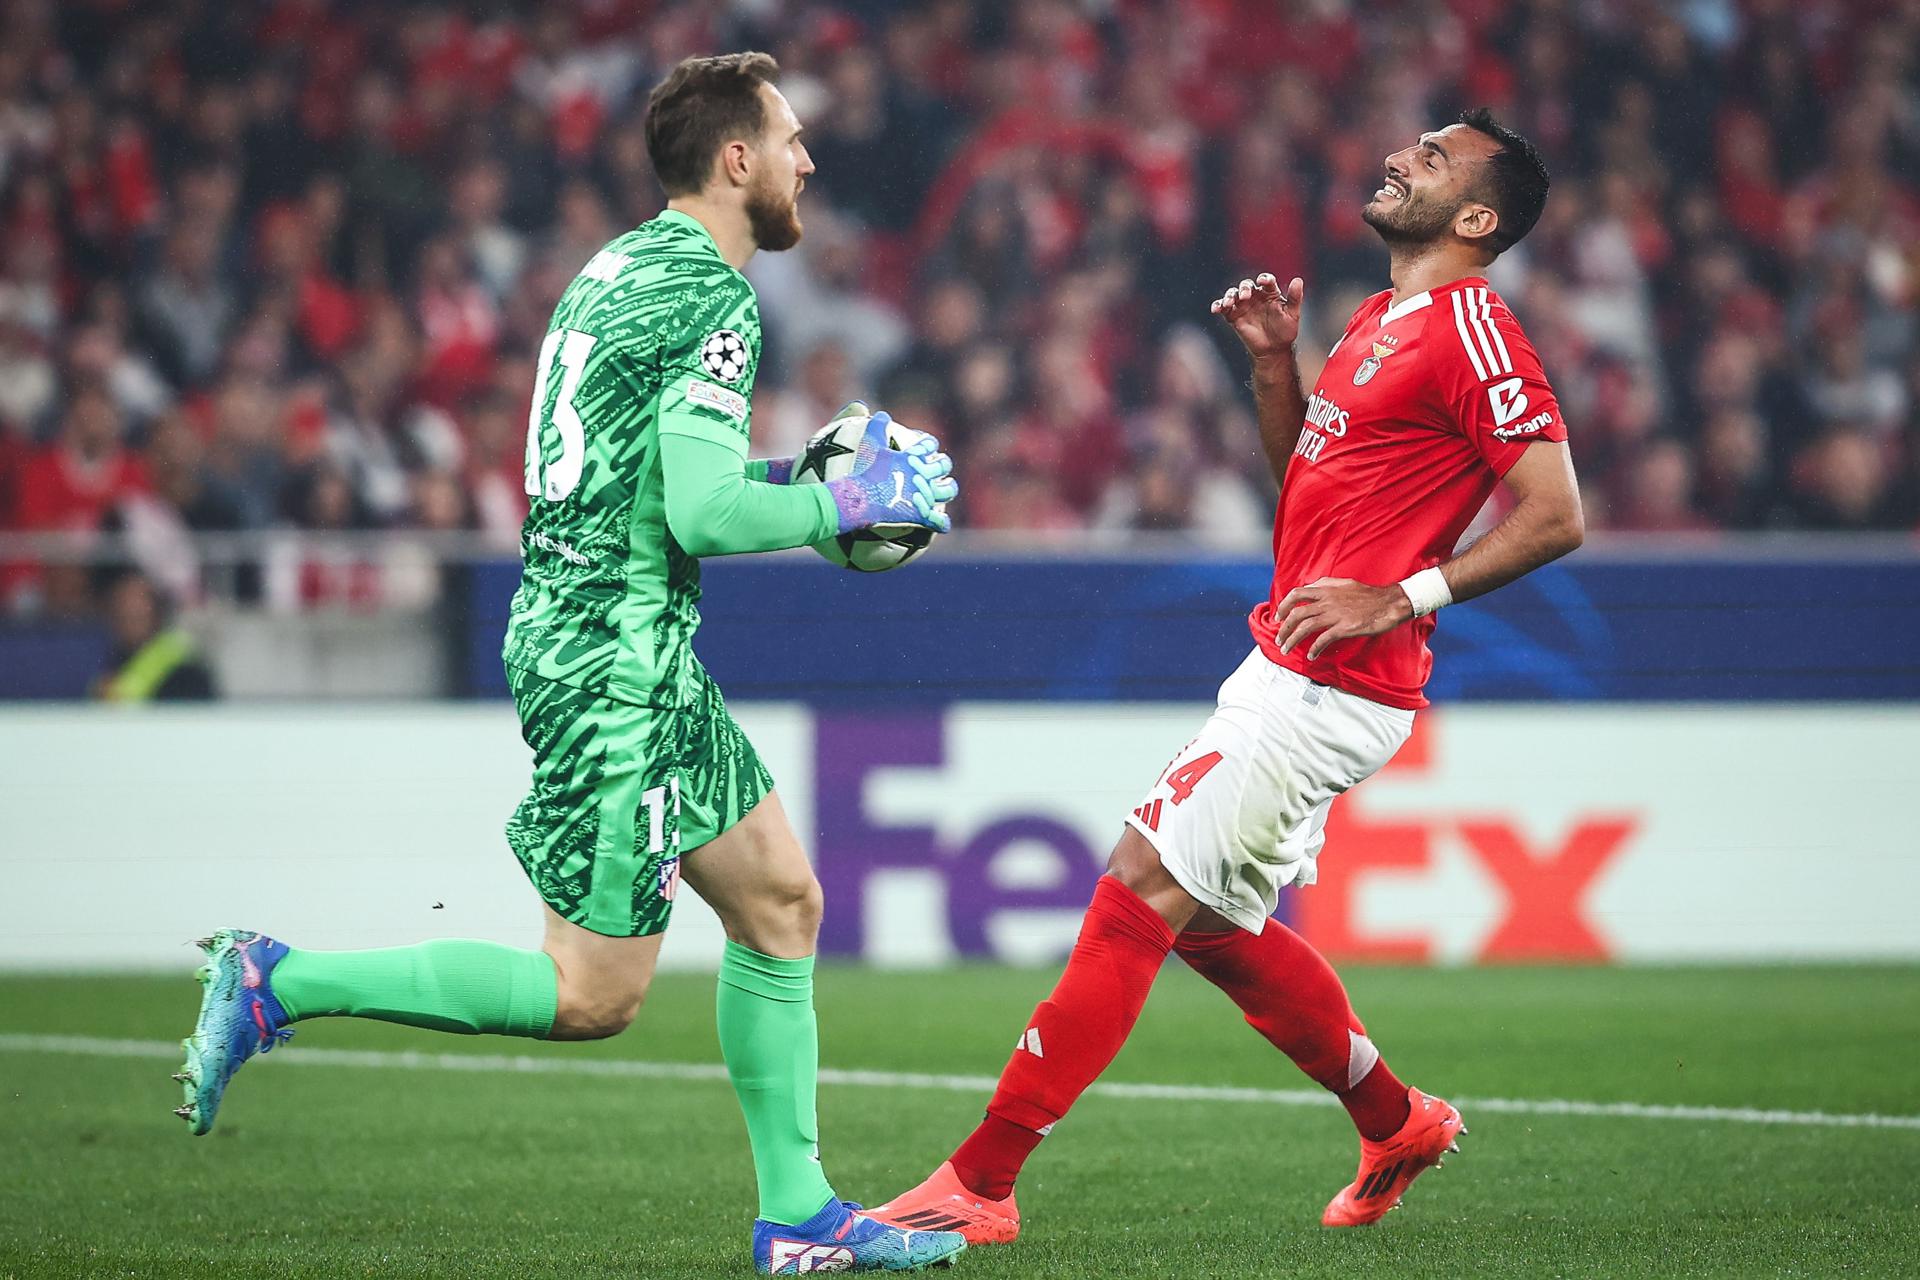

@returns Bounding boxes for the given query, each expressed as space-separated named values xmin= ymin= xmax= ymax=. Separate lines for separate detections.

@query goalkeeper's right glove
xmin=826 ymin=412 xmax=959 ymax=534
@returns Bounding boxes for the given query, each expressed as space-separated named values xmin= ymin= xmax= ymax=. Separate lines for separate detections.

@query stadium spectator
xmin=760 ymin=340 xmax=864 ymax=460
xmin=1792 ymin=426 xmax=1900 ymax=531
xmin=745 ymin=206 xmax=910 ymax=387
xmin=447 ymin=159 xmax=528 ymax=302
xmin=1695 ymin=409 xmax=1782 ymax=530
xmin=144 ymin=412 xmax=250 ymax=536
xmin=1611 ymin=438 xmax=1716 ymax=534
xmin=461 ymin=389 xmax=532 ymax=549
xmin=90 ymin=569 xmax=217 ymax=702
xmin=15 ymin=386 xmax=146 ymax=533
xmin=138 ymin=217 xmax=237 ymax=388
xmin=0 ymin=293 xmax=56 ymax=431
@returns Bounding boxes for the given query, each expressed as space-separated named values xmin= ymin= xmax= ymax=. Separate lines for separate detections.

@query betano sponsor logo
xmin=1493 ymin=409 xmax=1556 ymax=442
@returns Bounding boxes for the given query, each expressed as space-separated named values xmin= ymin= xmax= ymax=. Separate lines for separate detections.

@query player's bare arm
xmin=1213 ymin=272 xmax=1307 ymax=488
xmin=1420 ymin=439 xmax=1582 ymax=603
xmin=1274 ymin=440 xmax=1583 ymax=660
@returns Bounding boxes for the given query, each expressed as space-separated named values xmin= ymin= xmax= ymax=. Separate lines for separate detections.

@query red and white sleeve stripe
xmin=1450 ymin=286 xmax=1512 ymax=383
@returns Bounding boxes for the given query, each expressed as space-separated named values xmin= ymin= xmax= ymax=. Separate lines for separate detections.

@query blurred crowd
xmin=0 ymin=0 xmax=1917 ymax=615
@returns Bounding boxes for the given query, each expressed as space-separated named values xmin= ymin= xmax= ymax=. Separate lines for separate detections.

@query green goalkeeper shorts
xmin=504 ymin=662 xmax=774 ymax=938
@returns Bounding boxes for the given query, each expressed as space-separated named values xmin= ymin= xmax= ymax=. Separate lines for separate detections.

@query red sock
xmin=949 ymin=876 xmax=1176 ymax=1199
xmin=1174 ymin=922 xmax=1410 ymax=1141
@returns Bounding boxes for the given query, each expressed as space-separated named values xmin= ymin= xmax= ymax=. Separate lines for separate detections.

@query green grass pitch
xmin=3 ymin=964 xmax=1918 ymax=1278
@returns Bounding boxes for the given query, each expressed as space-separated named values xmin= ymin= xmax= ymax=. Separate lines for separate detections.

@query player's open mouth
xmin=1375 ymin=177 xmax=1407 ymax=201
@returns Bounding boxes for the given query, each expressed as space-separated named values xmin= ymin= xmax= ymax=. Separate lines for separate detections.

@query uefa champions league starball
xmin=791 ymin=414 xmax=944 ymax=572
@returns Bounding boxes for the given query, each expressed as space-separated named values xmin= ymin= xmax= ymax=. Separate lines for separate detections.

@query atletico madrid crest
xmin=1353 ymin=340 xmax=1395 ymax=385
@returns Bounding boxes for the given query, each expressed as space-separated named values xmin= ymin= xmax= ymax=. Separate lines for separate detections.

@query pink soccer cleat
xmin=1321 ymin=1087 xmax=1465 ymax=1227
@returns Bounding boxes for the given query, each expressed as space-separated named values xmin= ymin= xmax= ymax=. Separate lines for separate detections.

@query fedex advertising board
xmin=0 ymin=704 xmax=1914 ymax=968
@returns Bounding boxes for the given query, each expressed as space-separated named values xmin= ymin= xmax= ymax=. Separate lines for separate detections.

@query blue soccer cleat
xmin=753 ymin=1198 xmax=966 ymax=1273
xmin=173 ymin=929 xmax=293 ymax=1135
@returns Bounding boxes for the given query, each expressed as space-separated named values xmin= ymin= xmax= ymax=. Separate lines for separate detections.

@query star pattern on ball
xmin=699 ymin=329 xmax=749 ymax=383
xmin=795 ymin=432 xmax=857 ymax=483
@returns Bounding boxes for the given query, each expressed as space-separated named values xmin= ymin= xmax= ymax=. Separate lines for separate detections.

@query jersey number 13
xmin=523 ymin=328 xmax=596 ymax=502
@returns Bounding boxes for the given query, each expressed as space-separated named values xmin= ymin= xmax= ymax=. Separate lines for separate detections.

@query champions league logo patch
xmin=700 ymin=329 xmax=749 ymax=383
xmin=1353 ymin=341 xmax=1395 ymax=386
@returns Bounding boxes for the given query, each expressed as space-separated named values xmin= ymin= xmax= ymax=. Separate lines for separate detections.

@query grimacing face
xmin=1361 ymin=123 xmax=1500 ymax=248
xmin=744 ymin=82 xmax=813 ymax=252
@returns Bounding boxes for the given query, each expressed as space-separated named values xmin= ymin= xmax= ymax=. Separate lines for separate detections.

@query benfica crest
xmin=1353 ymin=341 xmax=1395 ymax=385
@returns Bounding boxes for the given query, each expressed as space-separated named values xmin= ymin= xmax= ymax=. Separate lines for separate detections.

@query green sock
xmin=716 ymin=941 xmax=836 ymax=1226
xmin=272 ymin=939 xmax=558 ymax=1039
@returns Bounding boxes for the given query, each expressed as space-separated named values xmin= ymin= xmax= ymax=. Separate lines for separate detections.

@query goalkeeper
xmin=175 ymin=52 xmax=964 ymax=1276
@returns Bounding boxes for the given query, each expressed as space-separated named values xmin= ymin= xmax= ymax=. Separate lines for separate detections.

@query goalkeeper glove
xmin=826 ymin=412 xmax=959 ymax=534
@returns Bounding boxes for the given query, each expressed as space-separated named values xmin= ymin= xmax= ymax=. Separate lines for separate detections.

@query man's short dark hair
xmin=644 ymin=52 xmax=781 ymax=198
xmin=1457 ymin=107 xmax=1550 ymax=254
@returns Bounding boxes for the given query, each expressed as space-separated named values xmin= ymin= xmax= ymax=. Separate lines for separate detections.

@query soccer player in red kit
xmin=871 ymin=109 xmax=1583 ymax=1239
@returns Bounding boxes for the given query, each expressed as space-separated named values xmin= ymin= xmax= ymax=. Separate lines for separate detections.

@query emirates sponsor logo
xmin=1303 ymin=393 xmax=1350 ymax=437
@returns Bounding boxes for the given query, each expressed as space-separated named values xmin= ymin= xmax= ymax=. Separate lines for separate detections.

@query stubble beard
xmin=747 ymin=176 xmax=802 ymax=252
xmin=1361 ymin=191 xmax=1458 ymax=248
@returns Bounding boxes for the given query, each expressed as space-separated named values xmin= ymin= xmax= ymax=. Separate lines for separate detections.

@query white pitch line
xmin=4 ymin=1033 xmax=1918 ymax=1133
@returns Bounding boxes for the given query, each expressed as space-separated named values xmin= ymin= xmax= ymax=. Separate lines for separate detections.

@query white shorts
xmin=1123 ymin=649 xmax=1415 ymax=933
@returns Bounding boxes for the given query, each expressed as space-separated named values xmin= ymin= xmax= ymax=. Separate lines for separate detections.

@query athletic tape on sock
xmin=1347 ymin=1030 xmax=1382 ymax=1090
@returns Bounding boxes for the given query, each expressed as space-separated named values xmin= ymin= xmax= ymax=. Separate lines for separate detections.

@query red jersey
xmin=1249 ymin=276 xmax=1567 ymax=709
xmin=14 ymin=444 xmax=149 ymax=532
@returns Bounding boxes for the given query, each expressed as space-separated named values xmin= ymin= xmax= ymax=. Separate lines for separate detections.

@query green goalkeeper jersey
xmin=503 ymin=210 xmax=779 ymax=709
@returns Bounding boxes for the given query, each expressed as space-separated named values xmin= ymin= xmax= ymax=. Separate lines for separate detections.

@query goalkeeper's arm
xmin=660 ymin=432 xmax=838 ymax=557
xmin=662 ymin=408 xmax=957 ymax=557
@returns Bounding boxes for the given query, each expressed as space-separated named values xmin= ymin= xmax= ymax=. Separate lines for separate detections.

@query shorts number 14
xmin=1162 ymin=752 xmax=1223 ymax=805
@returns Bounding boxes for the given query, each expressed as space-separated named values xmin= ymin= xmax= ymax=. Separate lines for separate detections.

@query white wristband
xmin=1398 ymin=566 xmax=1452 ymax=618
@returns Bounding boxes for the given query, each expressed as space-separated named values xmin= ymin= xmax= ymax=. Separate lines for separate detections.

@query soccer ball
xmin=790 ymin=409 xmax=943 ymax=573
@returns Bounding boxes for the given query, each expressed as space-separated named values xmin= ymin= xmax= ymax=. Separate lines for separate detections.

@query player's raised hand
xmin=1212 ymin=272 xmax=1304 ymax=360
xmin=1274 ymin=576 xmax=1414 ymax=660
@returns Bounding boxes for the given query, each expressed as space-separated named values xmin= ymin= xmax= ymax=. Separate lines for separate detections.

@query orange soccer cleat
xmin=866 ymin=1161 xmax=1022 ymax=1246
xmin=1321 ymin=1087 xmax=1466 ymax=1227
